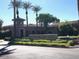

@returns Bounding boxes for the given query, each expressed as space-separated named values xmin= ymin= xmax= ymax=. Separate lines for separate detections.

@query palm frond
xmin=32 ymin=5 xmax=41 ymax=12
xmin=22 ymin=1 xmax=32 ymax=10
xmin=9 ymin=0 xmax=22 ymax=9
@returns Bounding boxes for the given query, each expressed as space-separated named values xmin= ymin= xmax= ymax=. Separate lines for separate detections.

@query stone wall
xmin=29 ymin=34 xmax=58 ymax=40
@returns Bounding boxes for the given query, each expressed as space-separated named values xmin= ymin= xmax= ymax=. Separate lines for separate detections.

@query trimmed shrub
xmin=33 ymin=40 xmax=50 ymax=43
xmin=15 ymin=38 xmax=31 ymax=42
xmin=15 ymin=38 xmax=75 ymax=48
xmin=52 ymin=40 xmax=68 ymax=43
xmin=67 ymin=40 xmax=74 ymax=46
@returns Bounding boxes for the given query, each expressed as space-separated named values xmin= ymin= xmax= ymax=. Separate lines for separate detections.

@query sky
xmin=0 ymin=0 xmax=78 ymax=26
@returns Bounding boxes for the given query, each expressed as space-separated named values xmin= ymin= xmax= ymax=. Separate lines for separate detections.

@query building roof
xmin=2 ymin=20 xmax=79 ymax=29
xmin=12 ymin=18 xmax=25 ymax=21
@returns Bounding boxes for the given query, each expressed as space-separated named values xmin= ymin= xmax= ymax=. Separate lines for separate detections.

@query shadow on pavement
xmin=0 ymin=45 xmax=16 ymax=56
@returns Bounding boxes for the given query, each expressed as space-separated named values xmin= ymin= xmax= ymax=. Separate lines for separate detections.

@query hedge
xmin=15 ymin=40 xmax=74 ymax=48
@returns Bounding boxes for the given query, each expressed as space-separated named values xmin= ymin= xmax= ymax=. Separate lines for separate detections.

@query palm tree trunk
xmin=14 ymin=0 xmax=16 ymax=19
xmin=78 ymin=0 xmax=79 ymax=16
xmin=0 ymin=21 xmax=2 ymax=31
xmin=36 ymin=12 xmax=38 ymax=27
xmin=13 ymin=0 xmax=16 ymax=38
xmin=0 ymin=26 xmax=1 ymax=31
xmin=26 ymin=10 xmax=29 ymax=36
xmin=26 ymin=10 xmax=28 ymax=27
xmin=16 ymin=8 xmax=19 ymax=18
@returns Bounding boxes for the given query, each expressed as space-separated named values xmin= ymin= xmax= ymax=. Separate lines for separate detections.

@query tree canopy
xmin=22 ymin=1 xmax=32 ymax=11
xmin=32 ymin=5 xmax=41 ymax=14
xmin=59 ymin=22 xmax=78 ymax=36
xmin=37 ymin=13 xmax=60 ymax=27
xmin=9 ymin=0 xmax=22 ymax=9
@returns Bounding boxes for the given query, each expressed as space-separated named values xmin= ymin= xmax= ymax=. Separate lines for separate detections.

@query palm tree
xmin=0 ymin=19 xmax=3 ymax=31
xmin=9 ymin=0 xmax=22 ymax=38
xmin=9 ymin=0 xmax=22 ymax=18
xmin=22 ymin=1 xmax=32 ymax=27
xmin=32 ymin=6 xmax=41 ymax=26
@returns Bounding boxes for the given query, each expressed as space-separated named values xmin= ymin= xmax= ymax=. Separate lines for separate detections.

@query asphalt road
xmin=0 ymin=45 xmax=79 ymax=59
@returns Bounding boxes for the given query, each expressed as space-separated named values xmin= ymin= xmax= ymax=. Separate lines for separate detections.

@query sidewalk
xmin=0 ymin=40 xmax=9 ymax=45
